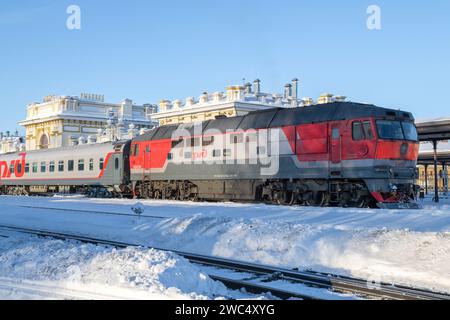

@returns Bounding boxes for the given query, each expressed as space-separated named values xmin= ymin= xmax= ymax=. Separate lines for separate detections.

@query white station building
xmin=16 ymin=93 xmax=158 ymax=152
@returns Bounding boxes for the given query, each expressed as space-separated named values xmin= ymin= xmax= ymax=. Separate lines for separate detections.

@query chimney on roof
xmin=244 ymin=82 xmax=252 ymax=94
xmin=253 ymin=79 xmax=261 ymax=96
xmin=284 ymin=84 xmax=292 ymax=100
xmin=291 ymin=78 xmax=299 ymax=100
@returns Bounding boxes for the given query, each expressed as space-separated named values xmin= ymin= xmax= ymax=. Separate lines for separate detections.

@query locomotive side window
xmin=352 ymin=122 xmax=364 ymax=141
xmin=167 ymin=153 xmax=173 ymax=160
xmin=32 ymin=163 xmax=38 ymax=173
xmin=58 ymin=161 xmax=64 ymax=172
xmin=89 ymin=159 xmax=94 ymax=171
xmin=68 ymin=160 xmax=74 ymax=172
xmin=99 ymin=158 xmax=104 ymax=170
xmin=332 ymin=128 xmax=340 ymax=139
xmin=130 ymin=144 xmax=136 ymax=155
xmin=135 ymin=145 xmax=140 ymax=156
xmin=78 ymin=159 xmax=85 ymax=171
xmin=363 ymin=121 xmax=374 ymax=139
xmin=49 ymin=161 xmax=55 ymax=173
xmin=41 ymin=162 xmax=46 ymax=173
xmin=115 ymin=158 xmax=119 ymax=170
xmin=25 ymin=163 xmax=30 ymax=173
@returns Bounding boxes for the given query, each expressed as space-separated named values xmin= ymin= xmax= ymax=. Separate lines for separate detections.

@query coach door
xmin=330 ymin=123 xmax=342 ymax=177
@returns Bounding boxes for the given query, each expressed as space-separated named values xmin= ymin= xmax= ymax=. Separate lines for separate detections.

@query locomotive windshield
xmin=376 ymin=120 xmax=418 ymax=141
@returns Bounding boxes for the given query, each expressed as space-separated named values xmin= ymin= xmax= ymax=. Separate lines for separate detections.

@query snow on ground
xmin=0 ymin=195 xmax=449 ymax=295
xmin=0 ymin=234 xmax=259 ymax=300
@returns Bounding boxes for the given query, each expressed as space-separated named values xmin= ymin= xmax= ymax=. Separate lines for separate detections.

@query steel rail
xmin=0 ymin=224 xmax=448 ymax=300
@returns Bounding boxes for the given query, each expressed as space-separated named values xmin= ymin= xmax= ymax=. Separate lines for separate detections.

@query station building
xmin=151 ymin=79 xmax=344 ymax=126
xmin=18 ymin=94 xmax=158 ymax=151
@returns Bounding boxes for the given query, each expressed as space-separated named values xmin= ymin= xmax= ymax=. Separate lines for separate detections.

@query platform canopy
xmin=416 ymin=118 xmax=450 ymax=141
xmin=416 ymin=118 xmax=450 ymax=202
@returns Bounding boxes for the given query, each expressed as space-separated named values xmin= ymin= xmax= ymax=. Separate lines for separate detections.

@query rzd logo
xmin=0 ymin=153 xmax=26 ymax=179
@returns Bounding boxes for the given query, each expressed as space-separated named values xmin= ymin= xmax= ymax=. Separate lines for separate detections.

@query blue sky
xmin=0 ymin=0 xmax=449 ymax=132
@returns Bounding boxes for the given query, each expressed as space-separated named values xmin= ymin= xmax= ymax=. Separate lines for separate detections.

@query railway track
xmin=0 ymin=224 xmax=449 ymax=300
xmin=19 ymin=205 xmax=168 ymax=220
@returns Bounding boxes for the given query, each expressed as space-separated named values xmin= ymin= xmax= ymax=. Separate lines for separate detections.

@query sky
xmin=0 ymin=0 xmax=449 ymax=133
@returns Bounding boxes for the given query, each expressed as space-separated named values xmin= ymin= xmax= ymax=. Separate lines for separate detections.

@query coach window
xmin=58 ymin=161 xmax=64 ymax=172
xmin=41 ymin=162 xmax=46 ymax=173
xmin=32 ymin=162 xmax=38 ymax=173
xmin=25 ymin=163 xmax=30 ymax=173
xmin=223 ymin=149 xmax=232 ymax=157
xmin=78 ymin=159 xmax=85 ymax=171
xmin=49 ymin=161 xmax=55 ymax=173
xmin=352 ymin=122 xmax=364 ymax=141
xmin=68 ymin=160 xmax=74 ymax=172
xmin=89 ymin=159 xmax=94 ymax=171
xmin=99 ymin=158 xmax=104 ymax=170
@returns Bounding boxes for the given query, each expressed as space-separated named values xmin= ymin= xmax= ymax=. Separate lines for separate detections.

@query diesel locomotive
xmin=0 ymin=101 xmax=420 ymax=208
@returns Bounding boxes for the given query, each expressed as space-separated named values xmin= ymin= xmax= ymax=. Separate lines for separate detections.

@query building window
xmin=49 ymin=161 xmax=55 ymax=173
xmin=32 ymin=163 xmax=38 ymax=173
xmin=78 ymin=159 xmax=85 ymax=171
xmin=68 ymin=160 xmax=74 ymax=172
xmin=99 ymin=158 xmax=104 ymax=170
xmin=41 ymin=162 xmax=46 ymax=173
xmin=58 ymin=161 xmax=64 ymax=172
xmin=39 ymin=134 xmax=49 ymax=149
xmin=89 ymin=159 xmax=94 ymax=171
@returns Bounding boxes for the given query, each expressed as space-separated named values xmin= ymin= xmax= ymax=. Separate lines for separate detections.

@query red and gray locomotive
xmin=0 ymin=101 xmax=419 ymax=208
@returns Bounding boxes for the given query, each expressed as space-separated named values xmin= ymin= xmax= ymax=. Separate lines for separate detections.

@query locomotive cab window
xmin=352 ymin=122 xmax=364 ymax=141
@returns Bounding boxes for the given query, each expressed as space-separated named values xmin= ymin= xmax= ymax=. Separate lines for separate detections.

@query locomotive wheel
xmin=274 ymin=191 xmax=295 ymax=206
xmin=305 ymin=192 xmax=326 ymax=207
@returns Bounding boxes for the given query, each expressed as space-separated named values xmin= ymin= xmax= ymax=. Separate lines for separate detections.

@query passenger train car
xmin=0 ymin=142 xmax=131 ymax=197
xmin=0 ymin=101 xmax=420 ymax=208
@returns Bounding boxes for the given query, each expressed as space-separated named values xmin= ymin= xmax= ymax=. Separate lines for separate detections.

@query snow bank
xmin=0 ymin=235 xmax=239 ymax=300
xmin=0 ymin=196 xmax=450 ymax=294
